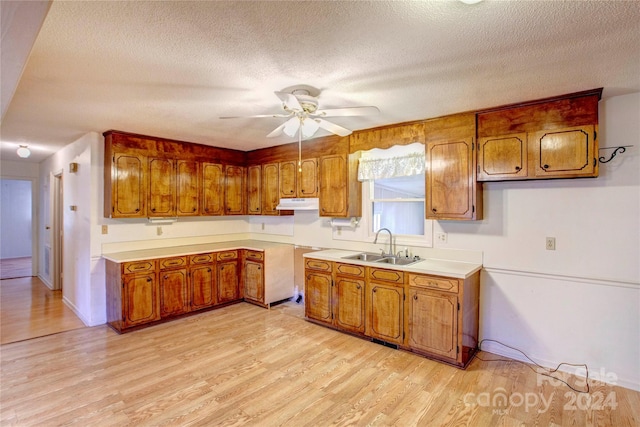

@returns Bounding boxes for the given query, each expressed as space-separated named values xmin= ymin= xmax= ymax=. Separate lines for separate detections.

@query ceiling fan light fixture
xmin=17 ymin=145 xmax=31 ymax=158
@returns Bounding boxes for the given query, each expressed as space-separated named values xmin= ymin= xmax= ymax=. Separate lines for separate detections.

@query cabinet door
xmin=299 ymin=158 xmax=318 ymax=197
xmin=112 ymin=153 xmax=146 ymax=217
xmin=159 ymin=269 xmax=189 ymax=318
xmin=305 ymin=271 xmax=333 ymax=324
xmin=425 ymin=138 xmax=480 ymax=220
xmin=530 ymin=125 xmax=598 ymax=178
xmin=244 ymin=260 xmax=264 ymax=303
xmin=334 ymin=276 xmax=365 ymax=334
xmin=148 ymin=157 xmax=176 ymax=217
xmin=191 ymin=265 xmax=216 ymax=310
xmin=176 ymin=160 xmax=199 ymax=216
xmin=217 ymin=261 xmax=239 ymax=303
xmin=365 ymin=282 xmax=404 ymax=345
xmin=408 ymin=288 xmax=458 ymax=360
xmin=247 ymin=165 xmax=262 ymax=215
xmin=279 ymin=161 xmax=297 ymax=198
xmin=225 ymin=165 xmax=245 ymax=215
xmin=262 ymin=163 xmax=280 ymax=215
xmin=477 ymin=133 xmax=528 ymax=181
xmin=319 ymin=155 xmax=347 ymax=217
xmin=123 ymin=273 xmax=159 ymax=327
xmin=201 ymin=163 xmax=224 ymax=215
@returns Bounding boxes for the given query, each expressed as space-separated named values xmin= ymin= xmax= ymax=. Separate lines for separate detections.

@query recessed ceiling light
xmin=459 ymin=0 xmax=483 ymax=4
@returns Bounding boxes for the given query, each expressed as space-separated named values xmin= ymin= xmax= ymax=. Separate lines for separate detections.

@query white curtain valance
xmin=357 ymin=143 xmax=425 ymax=181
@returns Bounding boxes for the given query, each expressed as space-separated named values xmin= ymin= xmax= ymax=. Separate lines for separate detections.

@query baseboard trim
xmin=62 ymin=296 xmax=90 ymax=327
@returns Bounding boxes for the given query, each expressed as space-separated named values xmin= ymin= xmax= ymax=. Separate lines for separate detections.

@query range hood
xmin=275 ymin=198 xmax=319 ymax=211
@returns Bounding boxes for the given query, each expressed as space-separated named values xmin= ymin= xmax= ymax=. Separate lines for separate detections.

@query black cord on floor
xmin=476 ymin=338 xmax=590 ymax=394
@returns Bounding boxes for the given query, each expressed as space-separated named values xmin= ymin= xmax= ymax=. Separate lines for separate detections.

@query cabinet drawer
xmin=335 ymin=263 xmax=365 ymax=278
xmin=409 ymin=274 xmax=459 ymax=293
xmin=368 ymin=267 xmax=404 ymax=284
xmin=245 ymin=250 xmax=264 ymax=261
xmin=189 ymin=253 xmax=213 ymax=265
xmin=123 ymin=260 xmax=155 ymax=274
xmin=216 ymin=250 xmax=238 ymax=261
xmin=159 ymin=256 xmax=187 ymax=270
xmin=305 ymin=258 xmax=332 ymax=272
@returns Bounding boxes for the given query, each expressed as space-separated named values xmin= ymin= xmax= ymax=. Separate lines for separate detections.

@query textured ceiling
xmin=2 ymin=0 xmax=640 ymax=163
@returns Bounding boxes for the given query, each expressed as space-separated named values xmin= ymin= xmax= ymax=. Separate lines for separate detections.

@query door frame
xmin=52 ymin=172 xmax=63 ymax=291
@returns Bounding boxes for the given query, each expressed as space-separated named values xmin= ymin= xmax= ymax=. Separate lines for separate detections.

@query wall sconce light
xmin=16 ymin=145 xmax=31 ymax=158
xmin=69 ymin=162 xmax=79 ymax=173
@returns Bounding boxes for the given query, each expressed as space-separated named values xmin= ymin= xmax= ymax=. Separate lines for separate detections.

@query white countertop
xmin=102 ymin=240 xmax=292 ymax=263
xmin=303 ymin=249 xmax=482 ymax=279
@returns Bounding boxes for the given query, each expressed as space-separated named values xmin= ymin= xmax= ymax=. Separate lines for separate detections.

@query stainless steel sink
xmin=342 ymin=252 xmax=385 ymax=262
xmin=375 ymin=256 xmax=420 ymax=266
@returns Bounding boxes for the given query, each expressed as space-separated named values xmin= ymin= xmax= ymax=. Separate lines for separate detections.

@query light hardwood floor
xmin=0 ymin=277 xmax=86 ymax=344
xmin=1 ymin=301 xmax=638 ymax=426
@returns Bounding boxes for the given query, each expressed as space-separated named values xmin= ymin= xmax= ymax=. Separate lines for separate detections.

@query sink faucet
xmin=373 ymin=228 xmax=393 ymax=256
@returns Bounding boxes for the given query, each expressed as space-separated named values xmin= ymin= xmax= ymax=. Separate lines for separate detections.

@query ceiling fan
xmin=221 ymin=85 xmax=380 ymax=139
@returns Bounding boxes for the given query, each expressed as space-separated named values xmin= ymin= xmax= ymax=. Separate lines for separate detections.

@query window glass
xmin=371 ymin=173 xmax=425 ymax=237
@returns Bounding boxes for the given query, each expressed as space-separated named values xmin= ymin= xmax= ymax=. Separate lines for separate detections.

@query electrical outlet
xmin=101 ymin=225 xmax=108 ymax=235
xmin=436 ymin=232 xmax=447 ymax=243
xmin=546 ymin=237 xmax=556 ymax=250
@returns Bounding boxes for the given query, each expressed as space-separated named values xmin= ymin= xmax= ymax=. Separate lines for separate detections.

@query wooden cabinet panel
xmin=225 ymin=165 xmax=245 ymax=215
xmin=304 ymin=259 xmax=332 ymax=272
xmin=217 ymin=251 xmax=238 ymax=261
xmin=176 ymin=160 xmax=199 ymax=216
xmin=111 ymin=153 xmax=146 ymax=218
xmin=201 ymin=163 xmax=224 ymax=215
xmin=191 ymin=264 xmax=215 ymax=310
xmin=148 ymin=157 xmax=175 ymax=217
xmin=366 ymin=281 xmax=404 ymax=345
xmin=247 ymin=165 xmax=262 ymax=215
xmin=189 ymin=253 xmax=213 ymax=265
xmin=319 ymin=155 xmax=347 ymax=217
xmin=425 ymin=137 xmax=480 ymax=220
xmin=159 ymin=269 xmax=189 ymax=318
xmin=335 ymin=263 xmax=365 ymax=278
xmin=334 ymin=276 xmax=365 ymax=334
xmin=217 ymin=260 xmax=240 ymax=303
xmin=478 ymin=133 xmax=528 ymax=181
xmin=408 ymin=288 xmax=458 ymax=360
xmin=245 ymin=250 xmax=264 ymax=261
xmin=409 ymin=274 xmax=459 ymax=294
xmin=305 ymin=271 xmax=332 ymax=324
xmin=244 ymin=260 xmax=264 ymax=303
xmin=299 ymin=158 xmax=318 ymax=197
xmin=159 ymin=256 xmax=187 ymax=270
xmin=123 ymin=260 xmax=154 ymax=274
xmin=279 ymin=161 xmax=297 ymax=198
xmin=531 ymin=125 xmax=597 ymax=178
xmin=123 ymin=273 xmax=159 ymax=327
xmin=262 ymin=163 xmax=280 ymax=215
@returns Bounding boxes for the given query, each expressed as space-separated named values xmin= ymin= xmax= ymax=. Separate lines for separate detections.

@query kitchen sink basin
xmin=375 ymin=256 xmax=420 ymax=266
xmin=342 ymin=252 xmax=385 ymax=262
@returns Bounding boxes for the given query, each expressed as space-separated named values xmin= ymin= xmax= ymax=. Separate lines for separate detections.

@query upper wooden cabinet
xmin=279 ymin=158 xmax=318 ymax=198
xmin=104 ymin=131 xmax=246 ymax=219
xmin=477 ymin=89 xmax=601 ymax=181
xmin=224 ymin=165 xmax=245 ymax=215
xmin=261 ymin=163 xmax=280 ymax=215
xmin=201 ymin=162 xmax=225 ymax=216
xmin=424 ymin=113 xmax=482 ymax=221
xmin=318 ymin=154 xmax=361 ymax=218
xmin=246 ymin=165 xmax=262 ymax=215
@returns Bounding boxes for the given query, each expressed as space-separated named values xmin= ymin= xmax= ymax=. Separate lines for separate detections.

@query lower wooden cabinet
xmin=303 ymin=256 xmax=481 ymax=369
xmin=159 ymin=268 xmax=189 ymax=318
xmin=122 ymin=272 xmax=160 ymax=327
xmin=217 ymin=251 xmax=240 ymax=303
xmin=190 ymin=264 xmax=215 ymax=310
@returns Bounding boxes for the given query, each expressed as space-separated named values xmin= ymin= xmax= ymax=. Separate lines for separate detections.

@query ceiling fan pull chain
xmin=298 ymin=126 xmax=302 ymax=172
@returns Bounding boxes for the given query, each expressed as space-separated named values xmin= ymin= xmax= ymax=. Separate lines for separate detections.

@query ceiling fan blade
xmin=301 ymin=118 xmax=320 ymax=138
xmin=316 ymin=118 xmax=352 ymax=137
xmin=313 ymin=106 xmax=379 ymax=117
xmin=266 ymin=122 xmax=287 ymax=138
xmin=220 ymin=113 xmax=290 ymax=119
xmin=274 ymin=91 xmax=303 ymax=111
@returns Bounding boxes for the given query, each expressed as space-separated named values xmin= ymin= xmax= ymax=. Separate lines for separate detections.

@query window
xmin=371 ymin=174 xmax=425 ymax=236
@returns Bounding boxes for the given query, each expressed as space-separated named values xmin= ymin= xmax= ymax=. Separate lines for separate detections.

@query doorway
xmin=53 ymin=173 xmax=63 ymax=291
xmin=0 ymin=178 xmax=33 ymax=279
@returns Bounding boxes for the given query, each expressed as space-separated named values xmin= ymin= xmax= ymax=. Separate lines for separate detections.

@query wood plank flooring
xmin=0 ymin=256 xmax=32 ymax=279
xmin=1 ymin=301 xmax=638 ymax=426
xmin=0 ymin=277 xmax=86 ymax=344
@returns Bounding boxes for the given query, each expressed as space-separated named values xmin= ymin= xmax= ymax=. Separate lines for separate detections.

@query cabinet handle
xmin=208 ymin=268 xmax=211 ymax=272
xmin=164 ymin=275 xmax=168 ymax=279
xmin=373 ymin=288 xmax=377 ymax=293
xmin=543 ymin=164 xmax=549 ymax=169
xmin=356 ymin=284 xmax=361 ymax=289
xmin=151 ymin=208 xmax=156 ymax=212
xmin=147 ymin=278 xmax=152 ymax=282
xmin=257 ymin=266 xmax=261 ymax=270
xmin=192 ymin=208 xmax=196 ymax=212
xmin=135 ymin=208 xmax=140 ymax=212
xmin=432 ymin=208 xmax=437 ymax=213
xmin=205 ymin=208 xmax=209 ymax=212
xmin=515 ymin=166 xmax=521 ymax=171
xmin=413 ymin=294 xmax=418 ymax=300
